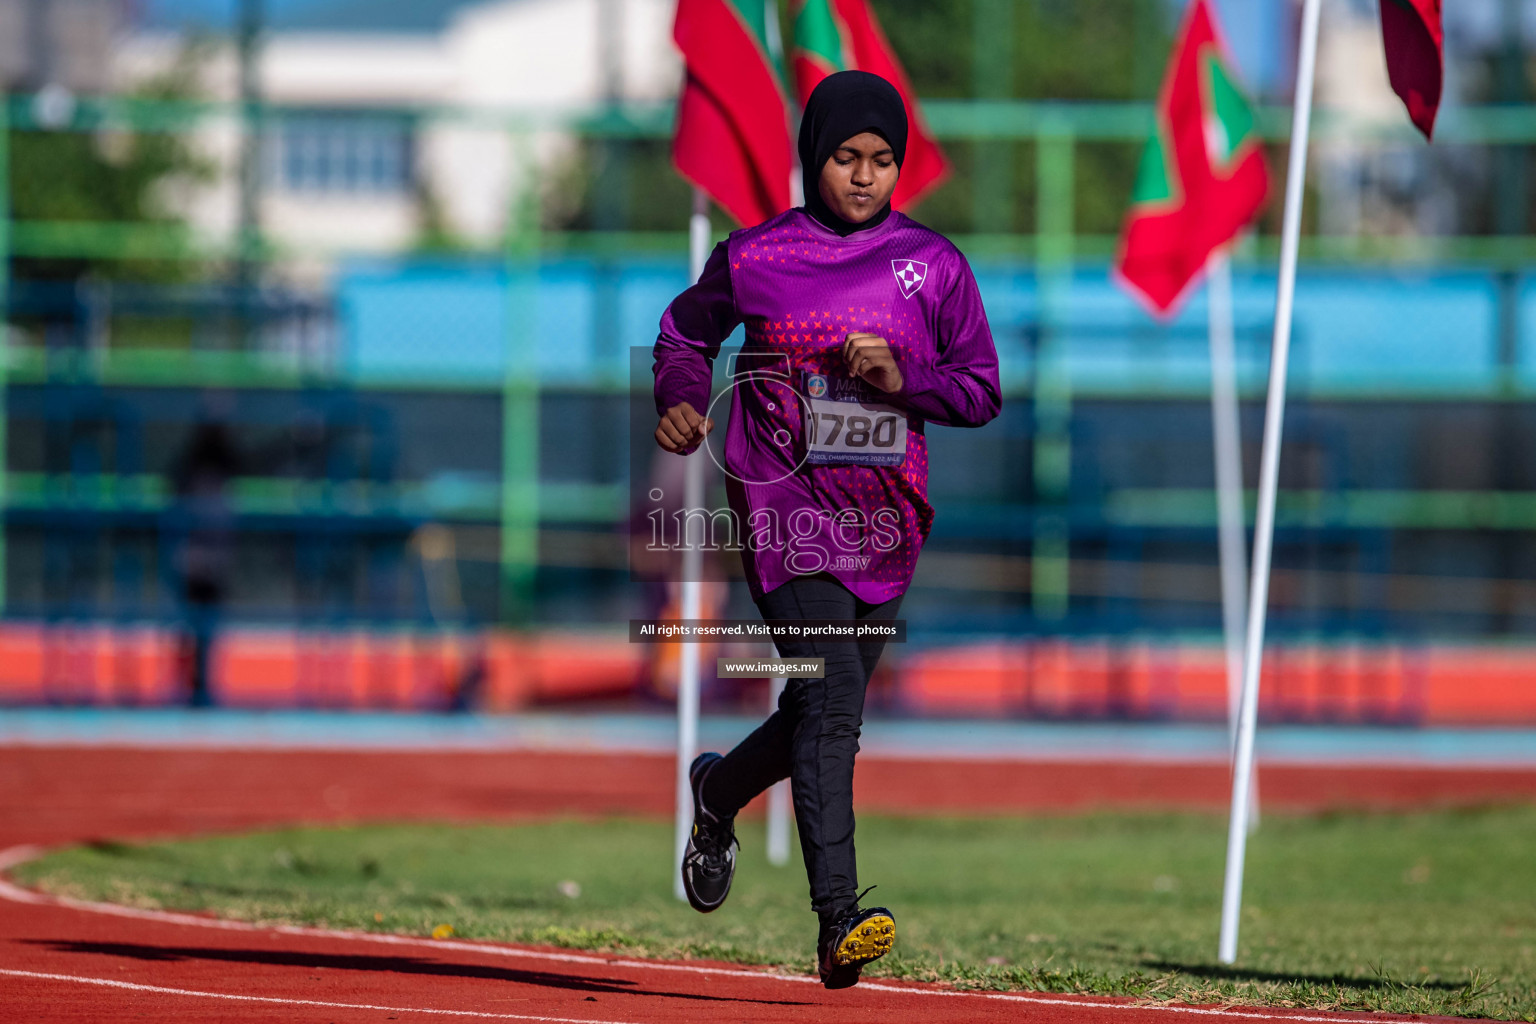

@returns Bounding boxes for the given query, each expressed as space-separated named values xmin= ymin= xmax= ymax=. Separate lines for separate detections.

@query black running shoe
xmin=680 ymin=752 xmax=737 ymax=913
xmin=817 ymin=893 xmax=896 ymax=989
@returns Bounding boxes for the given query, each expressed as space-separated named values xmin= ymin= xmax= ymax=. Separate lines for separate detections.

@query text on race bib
xmin=801 ymin=371 xmax=908 ymax=467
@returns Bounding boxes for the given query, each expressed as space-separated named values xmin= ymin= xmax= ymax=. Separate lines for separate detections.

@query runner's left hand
xmin=843 ymin=332 xmax=904 ymax=394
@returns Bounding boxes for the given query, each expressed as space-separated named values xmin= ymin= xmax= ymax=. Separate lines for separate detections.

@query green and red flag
xmin=1114 ymin=0 xmax=1271 ymax=317
xmin=1379 ymin=0 xmax=1443 ymax=140
xmin=788 ymin=0 xmax=948 ymax=209
xmin=672 ymin=0 xmax=793 ymax=226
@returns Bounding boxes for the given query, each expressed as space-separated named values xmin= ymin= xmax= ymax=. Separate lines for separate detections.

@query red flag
xmin=789 ymin=0 xmax=949 ymax=209
xmin=672 ymin=0 xmax=793 ymax=227
xmin=1114 ymin=0 xmax=1271 ymax=317
xmin=1379 ymin=0 xmax=1443 ymax=140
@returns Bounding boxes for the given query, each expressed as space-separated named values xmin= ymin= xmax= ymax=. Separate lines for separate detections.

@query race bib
xmin=801 ymin=371 xmax=908 ymax=467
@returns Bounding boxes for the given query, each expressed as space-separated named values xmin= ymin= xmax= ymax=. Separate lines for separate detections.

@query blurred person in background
xmin=170 ymin=394 xmax=242 ymax=708
xmin=653 ymin=71 xmax=1001 ymax=989
xmin=409 ymin=523 xmax=489 ymax=713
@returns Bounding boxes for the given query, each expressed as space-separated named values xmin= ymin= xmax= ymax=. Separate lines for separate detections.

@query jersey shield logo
xmin=891 ymin=259 xmax=927 ymax=299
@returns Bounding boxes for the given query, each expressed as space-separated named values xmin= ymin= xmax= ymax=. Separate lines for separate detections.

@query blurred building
xmin=0 ymin=0 xmax=126 ymax=93
xmin=1311 ymin=0 xmax=1533 ymax=240
xmin=1312 ymin=0 xmax=1443 ymax=238
xmin=116 ymin=0 xmax=679 ymax=256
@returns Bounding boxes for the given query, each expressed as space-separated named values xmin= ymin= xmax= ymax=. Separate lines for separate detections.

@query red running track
xmin=4 ymin=745 xmax=1531 ymax=1023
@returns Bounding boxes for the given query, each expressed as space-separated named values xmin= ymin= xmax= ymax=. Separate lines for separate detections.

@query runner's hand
xmin=656 ymin=402 xmax=714 ymax=453
xmin=843 ymin=332 xmax=904 ymax=394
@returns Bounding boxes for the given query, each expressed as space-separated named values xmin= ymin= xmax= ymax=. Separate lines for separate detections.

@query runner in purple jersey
xmin=653 ymin=70 xmax=1001 ymax=989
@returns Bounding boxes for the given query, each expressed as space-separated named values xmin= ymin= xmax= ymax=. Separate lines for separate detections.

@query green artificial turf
xmin=15 ymin=807 xmax=1536 ymax=1020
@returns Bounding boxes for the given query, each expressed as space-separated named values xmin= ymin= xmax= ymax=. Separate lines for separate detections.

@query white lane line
xmin=0 ymin=845 xmax=1424 ymax=1024
xmin=848 ymin=984 xmax=1423 ymax=1023
xmin=0 ymin=967 xmax=637 ymax=1023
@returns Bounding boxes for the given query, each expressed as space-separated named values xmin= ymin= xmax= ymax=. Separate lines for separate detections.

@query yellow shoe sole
xmin=834 ymin=913 xmax=895 ymax=966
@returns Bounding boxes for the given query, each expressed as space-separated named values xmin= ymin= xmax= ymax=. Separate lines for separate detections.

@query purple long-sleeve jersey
xmin=653 ymin=207 xmax=1001 ymax=604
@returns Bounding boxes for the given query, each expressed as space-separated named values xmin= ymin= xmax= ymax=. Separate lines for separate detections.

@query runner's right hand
xmin=656 ymin=402 xmax=714 ymax=453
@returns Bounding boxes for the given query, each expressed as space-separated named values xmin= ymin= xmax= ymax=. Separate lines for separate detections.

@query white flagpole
xmin=1206 ymin=250 xmax=1258 ymax=831
xmin=1217 ymin=0 xmax=1321 ymax=965
xmin=674 ymin=188 xmax=711 ymax=901
xmin=766 ymin=664 xmax=791 ymax=865
xmin=761 ymin=0 xmax=796 ymax=872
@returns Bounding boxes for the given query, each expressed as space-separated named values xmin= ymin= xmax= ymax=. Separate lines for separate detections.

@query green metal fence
xmin=8 ymin=89 xmax=1536 ymax=628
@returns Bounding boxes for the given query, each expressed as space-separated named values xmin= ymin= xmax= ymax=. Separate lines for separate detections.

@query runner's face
xmin=817 ymin=132 xmax=899 ymax=224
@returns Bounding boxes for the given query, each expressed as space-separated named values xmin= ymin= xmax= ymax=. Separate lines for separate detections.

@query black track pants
xmin=701 ymin=571 xmax=903 ymax=921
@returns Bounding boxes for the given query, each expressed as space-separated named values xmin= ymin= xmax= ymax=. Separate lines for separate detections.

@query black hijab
xmin=798 ymin=70 xmax=908 ymax=236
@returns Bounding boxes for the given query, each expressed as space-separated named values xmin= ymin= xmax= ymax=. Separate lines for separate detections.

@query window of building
xmin=270 ymin=111 xmax=415 ymax=195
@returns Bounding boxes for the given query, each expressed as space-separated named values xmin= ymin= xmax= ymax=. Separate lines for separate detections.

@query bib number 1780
xmin=802 ymin=395 xmax=907 ymax=467
xmin=808 ymin=410 xmax=900 ymax=449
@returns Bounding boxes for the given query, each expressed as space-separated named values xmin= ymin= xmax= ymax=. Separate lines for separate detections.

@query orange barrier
xmin=0 ymin=624 xmax=1531 ymax=724
xmin=0 ymin=624 xmax=181 ymax=706
xmin=895 ymin=641 xmax=1432 ymax=723
xmin=0 ymin=623 xmax=645 ymax=711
